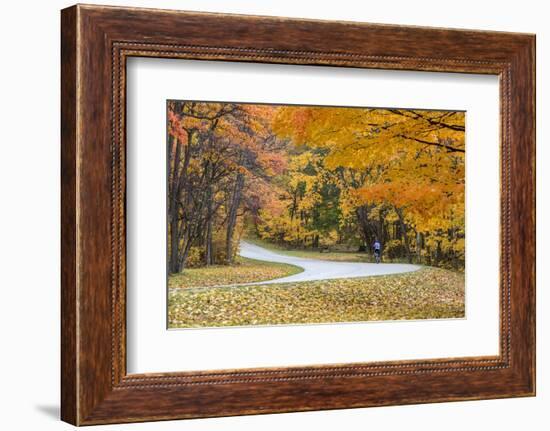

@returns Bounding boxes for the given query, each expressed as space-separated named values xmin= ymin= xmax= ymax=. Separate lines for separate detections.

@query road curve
xmin=239 ymin=240 xmax=420 ymax=285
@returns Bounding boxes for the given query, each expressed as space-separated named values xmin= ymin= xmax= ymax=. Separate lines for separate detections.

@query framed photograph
xmin=164 ymin=100 xmax=465 ymax=330
xmin=61 ymin=4 xmax=535 ymax=425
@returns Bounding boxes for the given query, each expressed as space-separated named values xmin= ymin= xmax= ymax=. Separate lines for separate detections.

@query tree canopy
xmin=167 ymin=101 xmax=465 ymax=273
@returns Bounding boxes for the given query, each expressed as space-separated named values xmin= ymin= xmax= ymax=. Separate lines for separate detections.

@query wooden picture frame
xmin=61 ymin=4 xmax=535 ymax=425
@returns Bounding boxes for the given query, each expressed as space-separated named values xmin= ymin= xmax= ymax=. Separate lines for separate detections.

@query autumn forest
xmin=167 ymin=100 xmax=466 ymax=328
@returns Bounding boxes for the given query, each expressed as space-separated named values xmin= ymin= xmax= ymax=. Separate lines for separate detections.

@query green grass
xmin=168 ymin=256 xmax=303 ymax=289
xmin=168 ymin=267 xmax=465 ymax=328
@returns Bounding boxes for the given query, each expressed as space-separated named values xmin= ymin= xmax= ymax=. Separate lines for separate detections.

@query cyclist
xmin=373 ymin=239 xmax=381 ymax=263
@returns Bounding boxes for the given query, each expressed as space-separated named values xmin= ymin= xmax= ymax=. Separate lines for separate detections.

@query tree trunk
xmin=395 ymin=207 xmax=412 ymax=263
xmin=377 ymin=212 xmax=384 ymax=245
xmin=168 ymin=131 xmax=196 ymax=274
xmin=204 ymin=183 xmax=214 ymax=265
xmin=169 ymin=217 xmax=180 ymax=274
xmin=416 ymin=231 xmax=423 ymax=264
xmin=356 ymin=205 xmax=372 ymax=248
xmin=177 ymin=237 xmax=193 ymax=273
xmin=226 ymin=173 xmax=245 ymax=264
xmin=205 ymin=212 xmax=213 ymax=266
xmin=435 ymin=239 xmax=442 ymax=266
xmin=168 ymin=136 xmax=182 ymax=274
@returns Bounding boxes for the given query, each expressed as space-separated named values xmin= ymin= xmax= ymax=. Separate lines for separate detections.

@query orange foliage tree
xmin=168 ymin=101 xmax=465 ymax=272
xmin=269 ymin=106 xmax=465 ymax=267
xmin=167 ymin=101 xmax=285 ymax=272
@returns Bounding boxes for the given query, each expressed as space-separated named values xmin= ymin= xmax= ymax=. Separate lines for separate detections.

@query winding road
xmin=239 ymin=241 xmax=420 ymax=285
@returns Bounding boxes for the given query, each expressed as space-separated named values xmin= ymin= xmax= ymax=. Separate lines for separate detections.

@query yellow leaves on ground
xmin=168 ymin=257 xmax=303 ymax=289
xmin=168 ymin=267 xmax=465 ymax=328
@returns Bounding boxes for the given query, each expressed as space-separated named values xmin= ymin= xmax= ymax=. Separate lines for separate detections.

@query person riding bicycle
xmin=373 ymin=239 xmax=381 ymax=263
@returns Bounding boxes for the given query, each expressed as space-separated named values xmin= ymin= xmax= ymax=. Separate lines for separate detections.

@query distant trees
xmin=267 ymin=107 xmax=465 ymax=269
xmin=168 ymin=102 xmax=466 ymax=273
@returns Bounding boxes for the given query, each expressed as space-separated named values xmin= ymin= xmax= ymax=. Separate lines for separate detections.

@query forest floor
xmin=168 ymin=267 xmax=465 ymax=328
xmin=168 ymin=256 xmax=303 ymax=289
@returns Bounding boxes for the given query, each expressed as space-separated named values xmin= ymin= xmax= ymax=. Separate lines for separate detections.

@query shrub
xmin=383 ymin=239 xmax=407 ymax=260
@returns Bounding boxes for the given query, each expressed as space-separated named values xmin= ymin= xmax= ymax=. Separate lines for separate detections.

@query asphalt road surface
xmin=239 ymin=240 xmax=420 ymax=285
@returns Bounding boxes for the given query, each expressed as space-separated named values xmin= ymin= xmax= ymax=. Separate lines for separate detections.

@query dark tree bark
xmin=177 ymin=233 xmax=194 ymax=272
xmin=168 ymin=130 xmax=196 ymax=274
xmin=395 ymin=206 xmax=412 ymax=263
xmin=226 ymin=172 xmax=245 ymax=264
xmin=168 ymin=135 xmax=182 ymax=274
xmin=435 ymin=239 xmax=442 ymax=265
xmin=204 ymin=185 xmax=214 ymax=266
xmin=416 ymin=231 xmax=423 ymax=264
xmin=356 ymin=205 xmax=372 ymax=248
xmin=377 ymin=211 xmax=384 ymax=245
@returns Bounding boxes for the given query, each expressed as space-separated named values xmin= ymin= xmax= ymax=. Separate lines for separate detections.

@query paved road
xmin=239 ymin=241 xmax=420 ymax=285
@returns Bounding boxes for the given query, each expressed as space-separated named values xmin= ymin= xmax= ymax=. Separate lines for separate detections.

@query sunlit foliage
xmin=167 ymin=102 xmax=465 ymax=272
